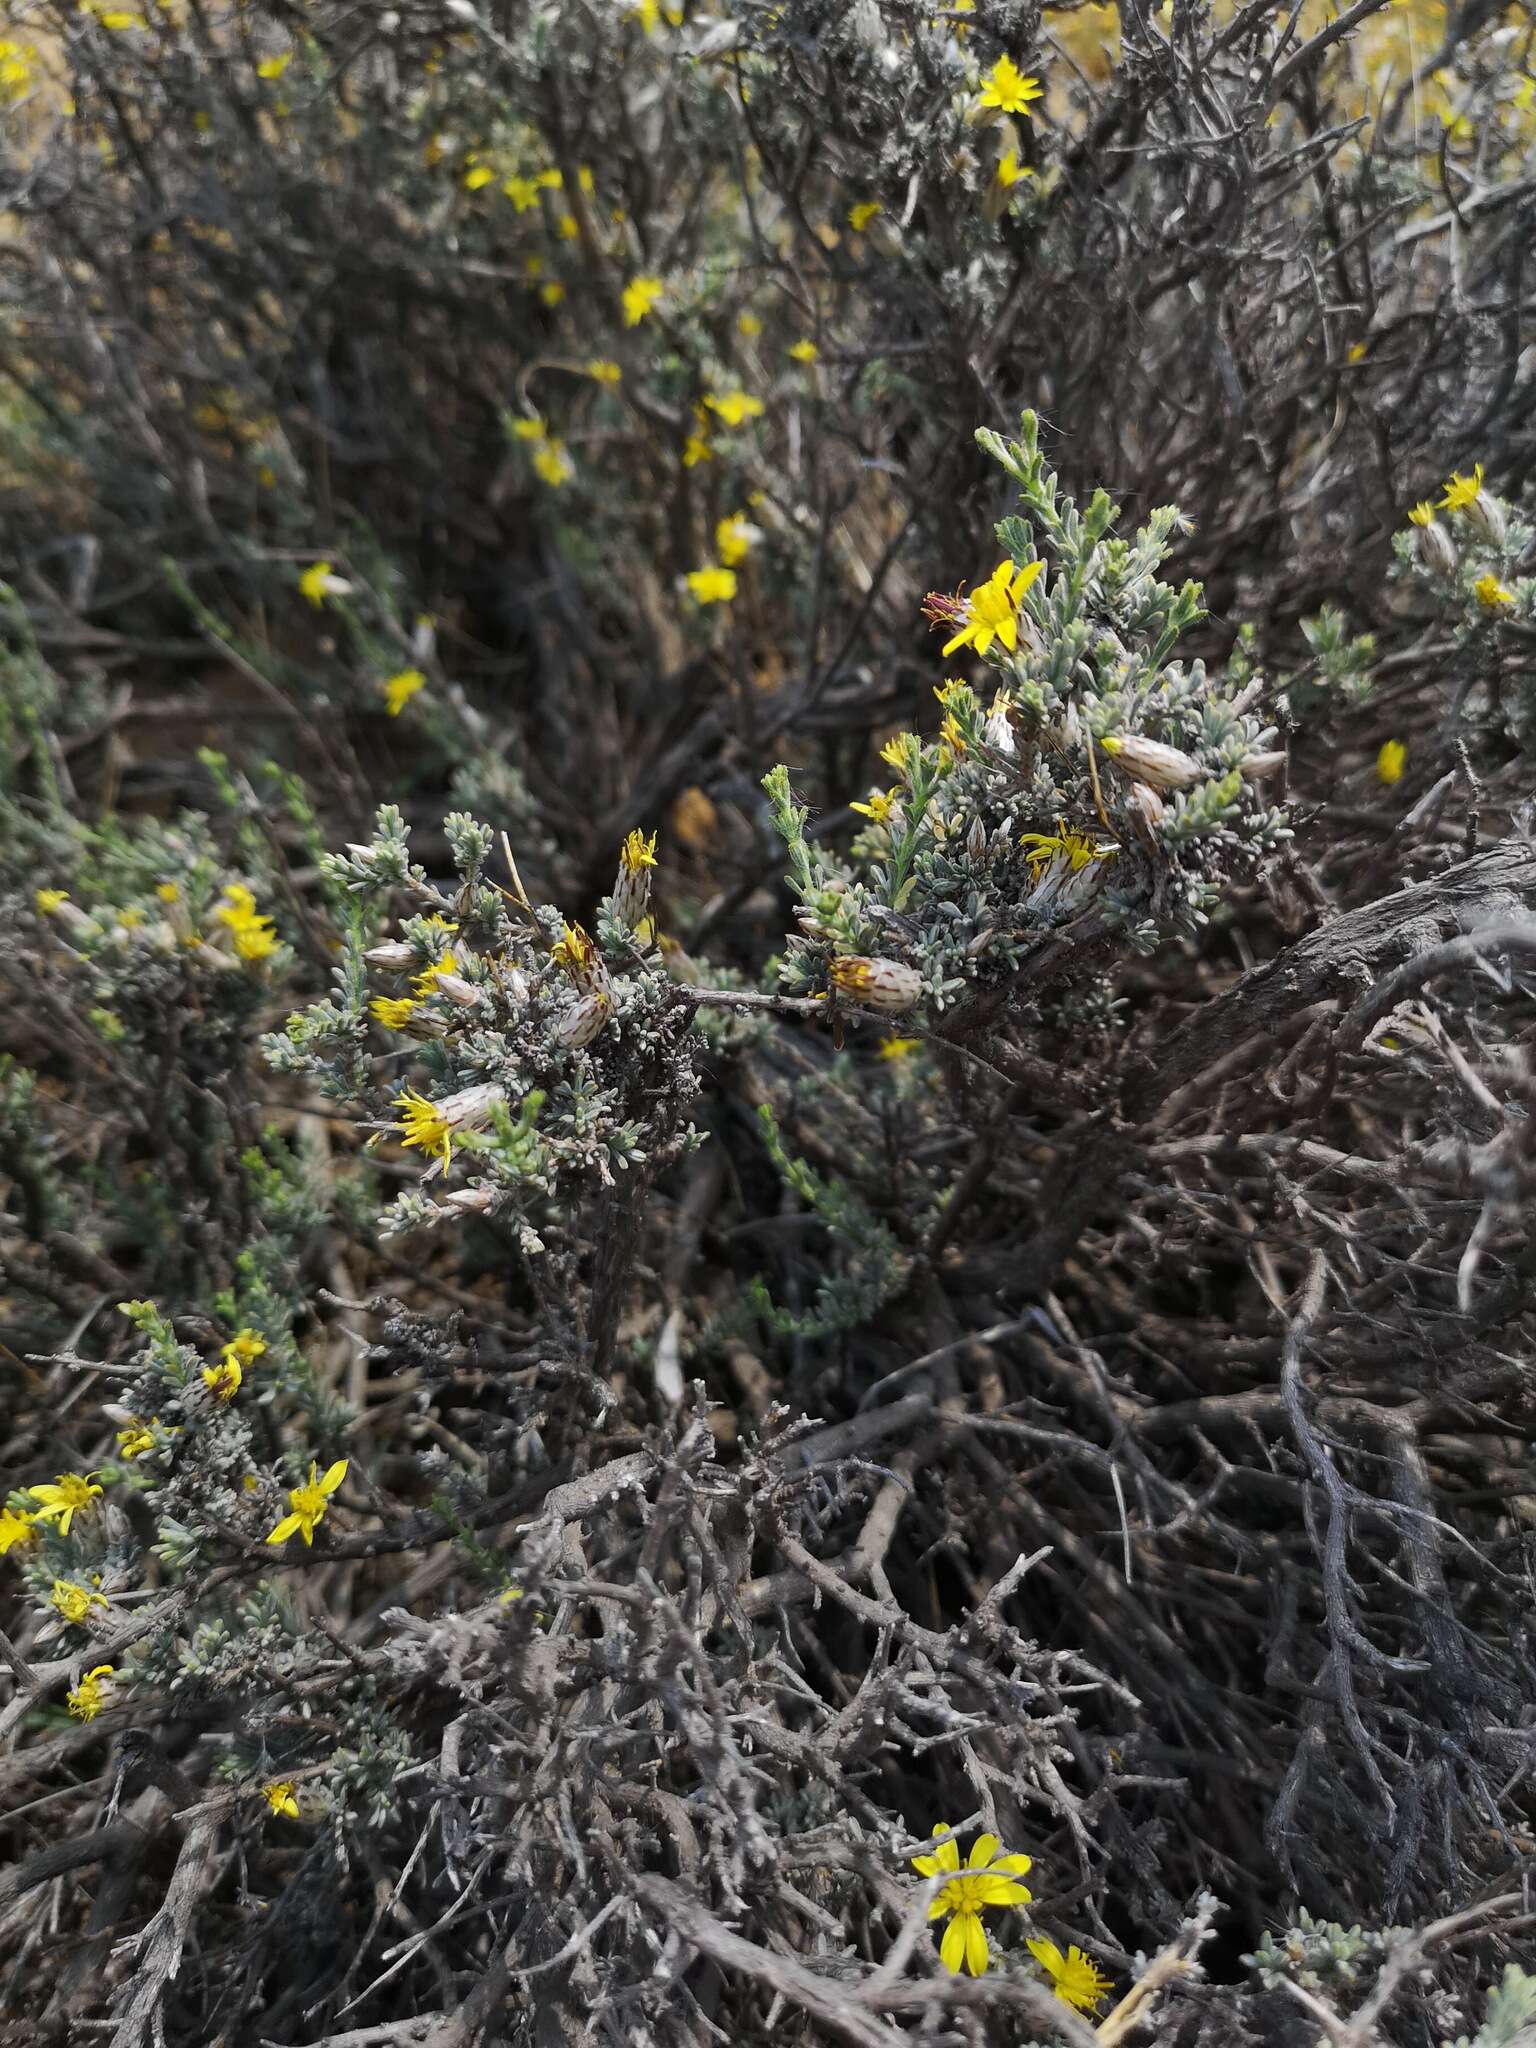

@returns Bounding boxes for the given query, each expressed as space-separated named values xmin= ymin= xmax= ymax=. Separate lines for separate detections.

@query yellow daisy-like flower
xmin=847 ymin=200 xmax=881 ymax=231
xmin=265 ymin=1459 xmax=348 ymax=1547
xmin=263 ymin=1779 xmax=301 ymax=1819
xmin=27 ymin=1473 xmax=104 ymax=1537
xmin=687 ymin=564 xmax=738 ymax=606
xmin=620 ymin=828 xmax=658 ymax=872
xmin=850 ymin=786 xmax=897 ymax=823
xmin=66 ymin=1665 xmax=115 ymax=1722
xmin=912 ymin=1825 xmax=1033 ymax=1976
xmin=705 ymin=391 xmax=765 ymax=429
xmin=394 ymin=1088 xmax=453 ymax=1165
xmin=1474 ymin=573 xmax=1513 ymax=610
xmin=979 ymin=56 xmax=1043 ymax=116
xmin=532 ymin=440 xmax=575 ymax=487
xmin=716 ymin=514 xmax=754 ymax=567
xmin=203 ymin=1358 xmax=242 ymax=1403
xmin=1406 ymin=501 xmax=1435 ymax=527
xmin=1376 ymin=739 xmax=1407 ymax=785
xmin=0 ymin=1507 xmax=39 ymax=1553
xmin=1438 ymin=463 xmax=1484 ymax=513
xmin=622 ymin=274 xmax=665 ymax=326
xmin=370 ymin=995 xmax=418 ymax=1030
xmin=1026 ymin=1938 xmax=1114 ymax=2014
xmin=932 ymin=558 xmax=1044 ymax=658
xmin=383 ymin=668 xmax=427 ymax=717
xmin=50 ymin=1578 xmax=109 ymax=1626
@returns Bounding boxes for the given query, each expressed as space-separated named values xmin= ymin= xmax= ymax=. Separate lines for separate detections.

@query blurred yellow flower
xmin=1376 ymin=739 xmax=1406 ymax=785
xmin=705 ymin=391 xmax=764 ymax=428
xmin=687 ymin=565 xmax=737 ymax=605
xmin=848 ymin=200 xmax=881 ymax=231
xmin=383 ymin=668 xmax=427 ymax=717
xmin=623 ymin=275 xmax=665 ymax=325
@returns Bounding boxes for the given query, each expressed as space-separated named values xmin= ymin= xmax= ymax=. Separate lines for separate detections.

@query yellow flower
xmin=705 ymin=391 xmax=765 ymax=429
xmin=203 ymin=1358 xmax=242 ymax=1403
xmin=847 ymin=200 xmax=881 ymax=231
xmin=35 ymin=888 xmax=70 ymax=914
xmin=878 ymin=1035 xmax=921 ymax=1060
xmin=1474 ymin=574 xmax=1513 ymax=610
xmin=541 ymin=281 xmax=566 ymax=307
xmin=716 ymin=514 xmax=754 ymax=566
xmin=216 ymin=883 xmax=279 ymax=961
xmin=556 ymin=211 xmax=579 ymax=240
xmin=1438 ymin=463 xmax=1484 ymax=513
xmin=394 ymin=1087 xmax=453 ymax=1164
xmin=532 ymin=440 xmax=575 ymax=487
xmin=622 ymin=275 xmax=665 ymax=326
xmin=50 ymin=1579 xmax=109 ymax=1626
xmin=28 ymin=1473 xmax=104 ymax=1537
xmin=1019 ymin=820 xmax=1118 ymax=874
xmin=683 ymin=432 xmax=713 ymax=467
xmin=265 ymin=1459 xmax=348 ymax=1547
xmin=738 ymin=310 xmax=763 ymax=337
xmin=620 ymin=828 xmax=658 ymax=872
xmin=224 ymin=1330 xmax=266 ymax=1366
xmin=510 ymin=416 xmax=547 ymax=442
xmin=934 ymin=558 xmax=1044 ymax=658
xmin=0 ymin=1507 xmax=38 ymax=1553
xmin=1406 ymin=501 xmax=1435 ymax=527
xmin=585 ymin=359 xmax=622 ymax=384
xmin=410 ymin=949 xmax=459 ymax=999
xmin=256 ymin=51 xmax=291 ymax=79
xmin=687 ymin=564 xmax=737 ymax=605
xmin=503 ymin=174 xmax=540 ymax=211
xmin=1026 ymin=1938 xmax=1113 ymax=2014
xmin=463 ymin=164 xmax=495 ymax=191
xmin=155 ymin=881 xmax=180 ymax=902
xmin=789 ymin=337 xmax=819 ymax=362
xmin=880 ymin=732 xmax=918 ymax=776
xmin=912 ymin=1825 xmax=1033 ymax=1976
xmin=370 ymin=995 xmax=418 ymax=1030
xmin=979 ymin=56 xmax=1043 ymax=115
xmin=115 ymin=1420 xmax=156 ymax=1459
xmin=536 ymin=167 xmax=563 ymax=190
xmin=299 ymin=559 xmax=340 ymax=607
xmin=995 ymin=150 xmax=1033 ymax=188
xmin=850 ymin=786 xmax=897 ymax=823
xmin=66 ymin=1665 xmax=116 ymax=1722
xmin=1376 ymin=739 xmax=1407 ymax=785
xmin=552 ymin=922 xmax=601 ymax=980
xmin=263 ymin=1779 xmax=301 ymax=1819
xmin=383 ymin=668 xmax=427 ymax=716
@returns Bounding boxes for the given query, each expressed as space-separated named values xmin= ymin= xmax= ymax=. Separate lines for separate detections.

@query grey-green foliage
xmin=1243 ymin=1907 xmax=1401 ymax=1995
xmin=1445 ymin=1967 xmax=1536 ymax=2048
xmin=763 ymin=410 xmax=1291 ymax=1017
xmin=745 ymin=1103 xmax=911 ymax=1337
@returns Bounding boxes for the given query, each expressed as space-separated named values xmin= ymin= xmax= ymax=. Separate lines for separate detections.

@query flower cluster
xmin=911 ymin=1825 xmax=1112 ymax=2010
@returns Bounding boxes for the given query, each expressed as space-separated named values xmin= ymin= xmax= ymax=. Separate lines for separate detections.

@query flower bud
xmin=364 ymin=941 xmax=416 ymax=969
xmin=1122 ymin=781 xmax=1166 ymax=851
xmin=1239 ymin=751 xmax=1286 ymax=780
xmin=442 ymin=1187 xmax=497 ymax=1214
xmin=827 ymin=955 xmax=923 ymax=1014
xmin=612 ymin=828 xmax=657 ymax=932
xmin=1409 ymin=506 xmax=1457 ymax=579
xmin=1098 ymin=734 xmax=1202 ymax=790
xmin=965 ymin=816 xmax=987 ymax=863
xmin=1463 ymin=492 xmax=1507 ymax=549
xmin=554 ymin=993 xmax=612 ymax=1048
xmin=432 ymin=972 xmax=481 ymax=1007
xmin=984 ymin=692 xmax=1018 ymax=755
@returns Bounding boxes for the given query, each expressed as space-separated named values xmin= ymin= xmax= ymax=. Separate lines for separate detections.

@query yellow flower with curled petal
xmin=394 ymin=1088 xmax=453 ymax=1164
xmin=203 ymin=1358 xmax=242 ymax=1403
xmin=51 ymin=1578 xmax=109 ymax=1626
xmin=264 ymin=1779 xmax=301 ymax=1818
xmin=67 ymin=1665 xmax=115 ymax=1721
xmin=1474 ymin=574 xmax=1513 ymax=610
xmin=912 ymin=1824 xmax=1033 ymax=1976
xmin=265 ymin=1459 xmax=348 ymax=1547
xmin=850 ymin=787 xmax=897 ymax=823
xmin=115 ymin=1420 xmax=156 ymax=1460
xmin=370 ymin=995 xmax=418 ymax=1030
xmin=995 ymin=150 xmax=1033 ymax=188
